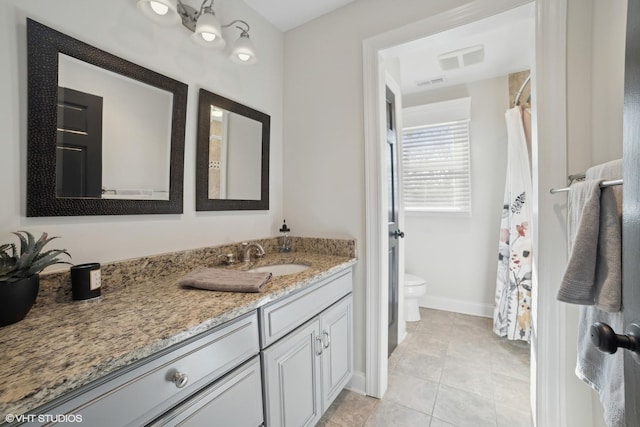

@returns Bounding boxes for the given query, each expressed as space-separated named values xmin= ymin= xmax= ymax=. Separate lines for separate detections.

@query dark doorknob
xmin=590 ymin=322 xmax=640 ymax=355
xmin=392 ymin=230 xmax=405 ymax=239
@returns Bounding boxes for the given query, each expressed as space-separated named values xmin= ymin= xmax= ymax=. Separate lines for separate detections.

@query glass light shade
xmin=230 ymin=34 xmax=257 ymax=65
xmin=192 ymin=12 xmax=225 ymax=48
xmin=137 ymin=0 xmax=180 ymax=26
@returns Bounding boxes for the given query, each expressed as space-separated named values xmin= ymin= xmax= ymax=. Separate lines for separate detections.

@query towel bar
xmin=549 ymin=179 xmax=623 ymax=194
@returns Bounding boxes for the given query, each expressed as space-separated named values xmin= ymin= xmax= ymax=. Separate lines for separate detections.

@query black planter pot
xmin=0 ymin=275 xmax=39 ymax=327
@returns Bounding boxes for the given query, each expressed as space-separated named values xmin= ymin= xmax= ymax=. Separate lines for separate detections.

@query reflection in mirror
xmin=207 ymin=106 xmax=262 ymax=200
xmin=27 ymin=19 xmax=187 ymax=216
xmin=196 ymin=89 xmax=270 ymax=211
xmin=57 ymin=54 xmax=172 ymax=200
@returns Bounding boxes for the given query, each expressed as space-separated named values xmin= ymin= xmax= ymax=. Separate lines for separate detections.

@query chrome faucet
xmin=241 ymin=242 xmax=265 ymax=263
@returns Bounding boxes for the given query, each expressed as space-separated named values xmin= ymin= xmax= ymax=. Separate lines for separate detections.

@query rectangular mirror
xmin=57 ymin=54 xmax=172 ymax=200
xmin=196 ymin=89 xmax=270 ymax=211
xmin=27 ymin=19 xmax=187 ymax=216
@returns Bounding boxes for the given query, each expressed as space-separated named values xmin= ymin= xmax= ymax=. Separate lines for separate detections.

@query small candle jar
xmin=70 ymin=263 xmax=101 ymax=300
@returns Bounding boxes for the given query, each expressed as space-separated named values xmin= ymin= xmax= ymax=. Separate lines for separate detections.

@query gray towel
xmin=556 ymin=179 xmax=604 ymax=305
xmin=179 ymin=267 xmax=272 ymax=293
xmin=557 ymin=171 xmax=622 ymax=311
xmin=588 ymin=161 xmax=623 ymax=312
xmin=575 ymin=159 xmax=624 ymax=427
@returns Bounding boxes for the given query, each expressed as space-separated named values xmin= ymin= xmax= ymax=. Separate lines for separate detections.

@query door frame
xmin=362 ymin=0 xmax=569 ymax=425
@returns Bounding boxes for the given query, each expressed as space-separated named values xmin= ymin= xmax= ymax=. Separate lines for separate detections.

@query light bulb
xmin=201 ymin=32 xmax=216 ymax=42
xmin=230 ymin=34 xmax=257 ymax=65
xmin=192 ymin=11 xmax=225 ymax=48
xmin=149 ymin=1 xmax=169 ymax=15
xmin=137 ymin=0 xmax=180 ymax=25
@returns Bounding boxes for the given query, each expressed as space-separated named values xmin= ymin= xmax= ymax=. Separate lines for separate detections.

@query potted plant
xmin=0 ymin=231 xmax=71 ymax=327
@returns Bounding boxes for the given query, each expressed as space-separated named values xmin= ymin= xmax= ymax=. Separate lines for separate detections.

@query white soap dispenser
xmin=279 ymin=220 xmax=291 ymax=253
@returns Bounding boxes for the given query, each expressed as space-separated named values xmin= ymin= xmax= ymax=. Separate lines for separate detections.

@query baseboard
xmin=419 ymin=295 xmax=493 ymax=318
xmin=346 ymin=370 xmax=366 ymax=395
xmin=398 ymin=330 xmax=408 ymax=344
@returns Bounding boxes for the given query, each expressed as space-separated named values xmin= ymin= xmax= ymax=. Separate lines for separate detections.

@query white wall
xmin=565 ymin=0 xmax=627 ymax=426
xmin=283 ymin=0 xmax=494 ymax=387
xmin=0 ymin=0 xmax=284 ymax=265
xmin=402 ymin=76 xmax=509 ymax=317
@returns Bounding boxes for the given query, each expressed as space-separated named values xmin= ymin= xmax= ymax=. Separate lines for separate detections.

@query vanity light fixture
xmin=137 ymin=0 xmax=257 ymax=64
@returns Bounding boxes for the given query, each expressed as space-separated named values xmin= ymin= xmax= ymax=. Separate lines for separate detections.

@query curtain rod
xmin=513 ymin=74 xmax=531 ymax=107
xmin=549 ymin=179 xmax=623 ymax=194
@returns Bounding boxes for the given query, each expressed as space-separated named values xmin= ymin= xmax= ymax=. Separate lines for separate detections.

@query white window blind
xmin=402 ymin=118 xmax=471 ymax=212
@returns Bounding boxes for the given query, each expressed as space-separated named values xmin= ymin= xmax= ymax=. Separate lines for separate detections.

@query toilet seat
xmin=405 ymin=273 xmax=426 ymax=287
xmin=403 ymin=273 xmax=427 ymax=321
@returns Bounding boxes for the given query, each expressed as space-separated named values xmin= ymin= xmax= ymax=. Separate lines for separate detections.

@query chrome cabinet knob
xmin=172 ymin=371 xmax=189 ymax=388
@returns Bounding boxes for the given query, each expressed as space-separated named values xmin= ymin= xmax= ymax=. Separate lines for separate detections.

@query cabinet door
xmin=262 ymin=320 xmax=322 ymax=427
xmin=319 ymin=295 xmax=353 ymax=411
xmin=149 ymin=357 xmax=263 ymax=427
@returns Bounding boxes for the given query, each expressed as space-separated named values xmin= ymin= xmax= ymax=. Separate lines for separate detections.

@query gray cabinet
xmin=320 ymin=295 xmax=353 ymax=411
xmin=261 ymin=270 xmax=353 ymax=427
xmin=259 ymin=270 xmax=352 ymax=348
xmin=262 ymin=320 xmax=323 ymax=427
xmin=19 ymin=268 xmax=353 ymax=427
xmin=27 ymin=312 xmax=260 ymax=427
xmin=149 ymin=357 xmax=263 ymax=427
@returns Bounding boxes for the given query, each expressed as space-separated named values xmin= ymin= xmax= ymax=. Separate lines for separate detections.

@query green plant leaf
xmin=27 ymin=249 xmax=72 ymax=275
xmin=32 ymin=232 xmax=52 ymax=255
xmin=2 ymin=231 xmax=71 ymax=280
xmin=13 ymin=231 xmax=28 ymax=255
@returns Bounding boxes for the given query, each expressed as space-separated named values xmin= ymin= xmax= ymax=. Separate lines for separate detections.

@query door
xmin=385 ymin=86 xmax=403 ymax=356
xmin=262 ymin=320 xmax=322 ymax=427
xmin=320 ymin=295 xmax=353 ymax=411
xmin=623 ymin=0 xmax=640 ymax=422
xmin=56 ymin=87 xmax=103 ymax=198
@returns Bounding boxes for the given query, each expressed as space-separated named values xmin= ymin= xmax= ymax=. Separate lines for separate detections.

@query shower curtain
xmin=493 ymin=106 xmax=533 ymax=342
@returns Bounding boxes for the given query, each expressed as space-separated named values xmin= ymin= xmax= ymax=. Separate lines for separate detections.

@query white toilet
xmin=404 ymin=273 xmax=428 ymax=322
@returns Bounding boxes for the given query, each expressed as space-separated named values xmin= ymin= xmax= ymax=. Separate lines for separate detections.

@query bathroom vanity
xmin=0 ymin=238 xmax=355 ymax=427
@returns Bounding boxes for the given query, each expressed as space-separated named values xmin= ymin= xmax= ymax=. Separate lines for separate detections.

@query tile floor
xmin=318 ymin=308 xmax=532 ymax=427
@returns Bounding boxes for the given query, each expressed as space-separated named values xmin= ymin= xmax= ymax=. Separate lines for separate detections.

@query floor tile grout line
xmin=325 ymin=308 xmax=531 ymax=427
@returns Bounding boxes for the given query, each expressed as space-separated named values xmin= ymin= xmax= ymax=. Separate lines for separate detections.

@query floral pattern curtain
xmin=493 ymin=106 xmax=533 ymax=342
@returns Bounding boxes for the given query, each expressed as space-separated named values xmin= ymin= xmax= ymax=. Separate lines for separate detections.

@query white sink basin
xmin=248 ymin=263 xmax=310 ymax=276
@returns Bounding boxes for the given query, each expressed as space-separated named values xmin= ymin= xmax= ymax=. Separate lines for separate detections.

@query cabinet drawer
xmin=40 ymin=312 xmax=259 ymax=427
xmin=150 ymin=356 xmax=263 ymax=427
xmin=259 ymin=269 xmax=352 ymax=348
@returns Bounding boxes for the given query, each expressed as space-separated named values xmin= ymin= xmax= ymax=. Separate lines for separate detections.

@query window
xmin=402 ymin=98 xmax=471 ymax=213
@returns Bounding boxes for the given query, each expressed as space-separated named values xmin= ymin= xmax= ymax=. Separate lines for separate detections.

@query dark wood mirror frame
xmin=26 ymin=19 xmax=187 ymax=217
xmin=196 ymin=88 xmax=270 ymax=211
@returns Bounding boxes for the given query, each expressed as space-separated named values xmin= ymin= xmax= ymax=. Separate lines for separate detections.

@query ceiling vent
xmin=438 ymin=45 xmax=484 ymax=71
xmin=416 ymin=77 xmax=445 ymax=87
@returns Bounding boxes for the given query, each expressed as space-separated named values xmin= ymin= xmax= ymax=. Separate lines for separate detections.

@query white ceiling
xmin=382 ymin=3 xmax=535 ymax=94
xmin=243 ymin=0 xmax=356 ymax=32
xmin=244 ymin=1 xmax=534 ymax=95
xmin=381 ymin=3 xmax=535 ymax=95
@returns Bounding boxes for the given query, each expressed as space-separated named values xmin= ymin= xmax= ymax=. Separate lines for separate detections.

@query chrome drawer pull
xmin=172 ymin=371 xmax=189 ymax=388
xmin=315 ymin=336 xmax=323 ymax=355
xmin=322 ymin=331 xmax=330 ymax=349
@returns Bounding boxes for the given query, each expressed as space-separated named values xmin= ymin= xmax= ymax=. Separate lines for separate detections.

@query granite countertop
xmin=0 ymin=249 xmax=356 ymax=419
